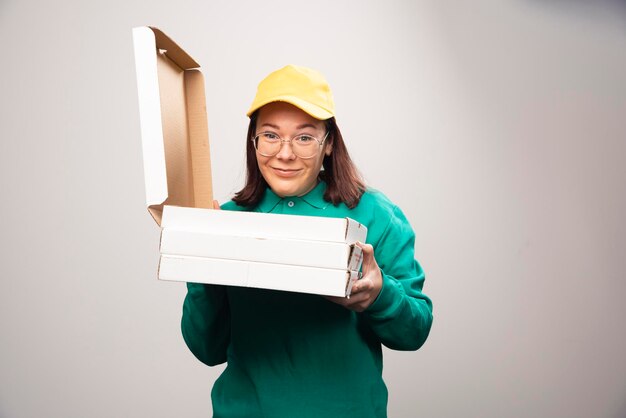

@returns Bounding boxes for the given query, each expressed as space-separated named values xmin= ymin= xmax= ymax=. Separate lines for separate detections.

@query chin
xmin=265 ymin=178 xmax=301 ymax=197
xmin=270 ymin=184 xmax=297 ymax=198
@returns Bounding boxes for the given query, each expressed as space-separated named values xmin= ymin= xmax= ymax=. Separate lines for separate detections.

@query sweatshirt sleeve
xmin=181 ymin=282 xmax=231 ymax=366
xmin=363 ymin=204 xmax=433 ymax=351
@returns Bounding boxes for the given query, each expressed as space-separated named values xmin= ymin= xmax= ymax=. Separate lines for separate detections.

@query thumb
xmin=212 ymin=200 xmax=221 ymax=210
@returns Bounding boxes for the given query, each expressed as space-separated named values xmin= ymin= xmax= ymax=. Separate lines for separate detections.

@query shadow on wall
xmin=616 ymin=398 xmax=626 ymax=418
xmin=527 ymin=0 xmax=626 ymax=15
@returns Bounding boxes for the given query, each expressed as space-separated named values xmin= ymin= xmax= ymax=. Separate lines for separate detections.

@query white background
xmin=1 ymin=1 xmax=625 ymax=417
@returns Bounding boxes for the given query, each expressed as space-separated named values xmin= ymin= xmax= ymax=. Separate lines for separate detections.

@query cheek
xmin=256 ymin=154 xmax=269 ymax=169
xmin=308 ymin=154 xmax=325 ymax=172
xmin=256 ymin=155 xmax=273 ymax=180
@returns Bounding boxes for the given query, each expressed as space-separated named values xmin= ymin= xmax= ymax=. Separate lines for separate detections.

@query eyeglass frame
xmin=251 ymin=130 xmax=330 ymax=159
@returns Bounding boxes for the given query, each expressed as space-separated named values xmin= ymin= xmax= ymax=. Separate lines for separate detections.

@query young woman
xmin=181 ymin=65 xmax=433 ymax=418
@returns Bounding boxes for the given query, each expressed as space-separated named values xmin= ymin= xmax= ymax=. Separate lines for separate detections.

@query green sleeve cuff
xmin=365 ymin=271 xmax=401 ymax=318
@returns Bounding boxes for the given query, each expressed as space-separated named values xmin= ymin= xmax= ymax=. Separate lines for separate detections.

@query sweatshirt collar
xmin=257 ymin=180 xmax=330 ymax=213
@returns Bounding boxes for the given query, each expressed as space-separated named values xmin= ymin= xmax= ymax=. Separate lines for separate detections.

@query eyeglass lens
xmin=253 ymin=133 xmax=322 ymax=158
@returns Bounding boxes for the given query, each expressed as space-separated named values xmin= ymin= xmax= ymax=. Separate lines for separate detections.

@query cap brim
xmin=247 ymin=96 xmax=334 ymax=120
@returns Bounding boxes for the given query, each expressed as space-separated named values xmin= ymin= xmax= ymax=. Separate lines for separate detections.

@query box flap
xmin=149 ymin=27 xmax=199 ymax=69
xmin=133 ymin=26 xmax=213 ymax=225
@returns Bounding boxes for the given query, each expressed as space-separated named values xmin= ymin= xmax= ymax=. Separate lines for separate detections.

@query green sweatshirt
xmin=181 ymin=181 xmax=433 ymax=418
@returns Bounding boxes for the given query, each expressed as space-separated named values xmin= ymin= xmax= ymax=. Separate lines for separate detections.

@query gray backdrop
xmin=1 ymin=1 xmax=625 ymax=417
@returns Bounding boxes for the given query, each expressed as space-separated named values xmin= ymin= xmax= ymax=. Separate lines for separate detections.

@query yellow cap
xmin=246 ymin=65 xmax=335 ymax=120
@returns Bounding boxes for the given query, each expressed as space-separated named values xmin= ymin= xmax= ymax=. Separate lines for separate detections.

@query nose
xmin=275 ymin=140 xmax=296 ymax=160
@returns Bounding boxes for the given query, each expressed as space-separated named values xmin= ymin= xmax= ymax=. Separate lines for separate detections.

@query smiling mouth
xmin=271 ymin=167 xmax=301 ymax=177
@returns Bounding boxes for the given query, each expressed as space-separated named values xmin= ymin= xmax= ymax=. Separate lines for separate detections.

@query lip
xmin=271 ymin=167 xmax=301 ymax=178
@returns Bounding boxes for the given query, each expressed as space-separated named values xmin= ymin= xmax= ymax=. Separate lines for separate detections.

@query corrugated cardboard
xmin=133 ymin=26 xmax=213 ymax=225
xmin=158 ymin=255 xmax=361 ymax=297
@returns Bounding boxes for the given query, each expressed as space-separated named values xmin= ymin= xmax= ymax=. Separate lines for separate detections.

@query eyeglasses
xmin=252 ymin=131 xmax=329 ymax=159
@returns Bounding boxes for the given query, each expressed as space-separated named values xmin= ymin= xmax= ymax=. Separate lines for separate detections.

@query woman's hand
xmin=326 ymin=242 xmax=383 ymax=312
xmin=212 ymin=200 xmax=221 ymax=210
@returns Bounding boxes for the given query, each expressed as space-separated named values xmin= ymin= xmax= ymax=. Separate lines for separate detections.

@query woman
xmin=182 ymin=65 xmax=433 ymax=417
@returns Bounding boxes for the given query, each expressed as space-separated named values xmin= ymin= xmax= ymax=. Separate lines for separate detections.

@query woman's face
xmin=255 ymin=102 xmax=332 ymax=197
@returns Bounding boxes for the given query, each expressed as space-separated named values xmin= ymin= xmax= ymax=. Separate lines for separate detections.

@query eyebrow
xmin=296 ymin=123 xmax=319 ymax=130
xmin=259 ymin=122 xmax=321 ymax=130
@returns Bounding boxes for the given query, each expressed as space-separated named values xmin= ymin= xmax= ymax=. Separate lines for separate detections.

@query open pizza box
xmin=132 ymin=26 xmax=366 ymax=297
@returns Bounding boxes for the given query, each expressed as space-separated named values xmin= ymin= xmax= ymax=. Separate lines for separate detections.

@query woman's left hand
xmin=326 ymin=242 xmax=382 ymax=312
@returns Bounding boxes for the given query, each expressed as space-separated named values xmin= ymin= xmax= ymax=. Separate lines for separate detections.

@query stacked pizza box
xmin=133 ymin=26 xmax=365 ymax=297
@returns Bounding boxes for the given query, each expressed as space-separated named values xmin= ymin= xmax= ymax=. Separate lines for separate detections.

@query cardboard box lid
xmin=133 ymin=26 xmax=213 ymax=225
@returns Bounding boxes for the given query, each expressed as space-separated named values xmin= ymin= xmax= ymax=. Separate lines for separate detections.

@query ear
xmin=324 ymin=141 xmax=333 ymax=156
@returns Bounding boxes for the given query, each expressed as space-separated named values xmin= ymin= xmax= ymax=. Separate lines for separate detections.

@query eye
xmin=261 ymin=132 xmax=280 ymax=142
xmin=294 ymin=134 xmax=316 ymax=144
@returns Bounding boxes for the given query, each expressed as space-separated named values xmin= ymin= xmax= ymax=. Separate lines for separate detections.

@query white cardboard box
xmin=159 ymin=205 xmax=366 ymax=295
xmin=160 ymin=206 xmax=367 ymax=271
xmin=160 ymin=229 xmax=363 ymax=270
xmin=159 ymin=255 xmax=361 ymax=297
xmin=160 ymin=205 xmax=367 ymax=243
xmin=133 ymin=26 xmax=367 ymax=296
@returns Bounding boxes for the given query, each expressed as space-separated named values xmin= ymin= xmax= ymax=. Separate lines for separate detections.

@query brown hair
xmin=232 ymin=111 xmax=366 ymax=209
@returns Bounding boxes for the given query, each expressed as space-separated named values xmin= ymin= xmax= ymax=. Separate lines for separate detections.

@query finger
xmin=325 ymin=295 xmax=352 ymax=308
xmin=356 ymin=241 xmax=375 ymax=268
xmin=344 ymin=292 xmax=371 ymax=312
xmin=212 ymin=200 xmax=221 ymax=210
xmin=325 ymin=295 xmax=342 ymax=304
xmin=325 ymin=291 xmax=370 ymax=312
xmin=326 ymin=286 xmax=369 ymax=303
xmin=350 ymin=278 xmax=373 ymax=295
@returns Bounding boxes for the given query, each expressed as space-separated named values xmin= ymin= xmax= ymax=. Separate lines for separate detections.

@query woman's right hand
xmin=212 ymin=200 xmax=221 ymax=210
